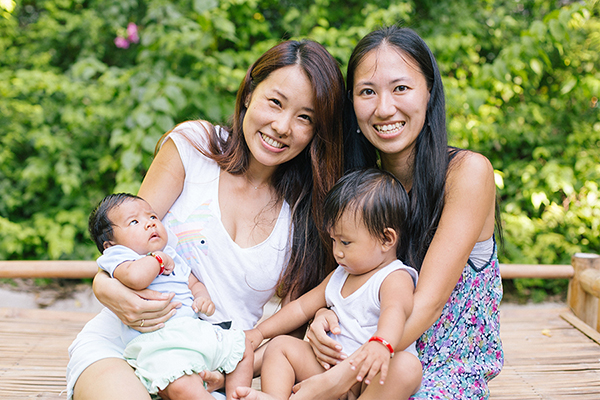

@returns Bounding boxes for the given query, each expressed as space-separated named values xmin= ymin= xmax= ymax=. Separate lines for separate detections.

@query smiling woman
xmin=67 ymin=39 xmax=346 ymax=400
xmin=351 ymin=45 xmax=430 ymax=179
xmin=242 ymin=64 xmax=316 ymax=170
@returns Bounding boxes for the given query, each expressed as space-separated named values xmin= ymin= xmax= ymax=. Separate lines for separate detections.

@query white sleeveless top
xmin=325 ymin=259 xmax=418 ymax=356
xmin=164 ymin=121 xmax=292 ymax=330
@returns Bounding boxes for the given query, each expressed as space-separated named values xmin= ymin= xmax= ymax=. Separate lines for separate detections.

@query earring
xmin=245 ymin=100 xmax=249 ymax=108
xmin=356 ymin=128 xmax=361 ymax=133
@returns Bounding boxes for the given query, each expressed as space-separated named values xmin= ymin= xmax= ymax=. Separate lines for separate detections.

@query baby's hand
xmin=156 ymin=251 xmax=175 ymax=275
xmin=348 ymin=340 xmax=392 ymax=386
xmin=244 ymin=328 xmax=264 ymax=351
xmin=193 ymin=296 xmax=215 ymax=317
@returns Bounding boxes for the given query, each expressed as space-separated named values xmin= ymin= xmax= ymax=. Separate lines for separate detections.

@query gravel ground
xmin=0 ymin=279 xmax=103 ymax=313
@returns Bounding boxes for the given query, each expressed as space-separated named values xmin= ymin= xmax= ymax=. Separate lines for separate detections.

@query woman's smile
xmin=260 ymin=132 xmax=285 ymax=151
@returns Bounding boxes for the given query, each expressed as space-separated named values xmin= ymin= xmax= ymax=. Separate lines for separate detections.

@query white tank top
xmin=325 ymin=259 xmax=418 ymax=356
xmin=163 ymin=121 xmax=292 ymax=330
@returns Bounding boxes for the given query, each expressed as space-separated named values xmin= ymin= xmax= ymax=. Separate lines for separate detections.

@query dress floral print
xmin=410 ymin=239 xmax=503 ymax=399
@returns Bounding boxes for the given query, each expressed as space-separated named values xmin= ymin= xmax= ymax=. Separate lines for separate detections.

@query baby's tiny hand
xmin=157 ymin=251 xmax=175 ymax=275
xmin=348 ymin=341 xmax=391 ymax=385
xmin=193 ymin=296 xmax=215 ymax=317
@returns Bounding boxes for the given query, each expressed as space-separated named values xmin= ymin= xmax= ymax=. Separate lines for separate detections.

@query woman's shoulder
xmin=445 ymin=149 xmax=495 ymax=202
xmin=447 ymin=149 xmax=494 ymax=184
xmin=167 ymin=119 xmax=229 ymax=155
xmin=169 ymin=120 xmax=216 ymax=142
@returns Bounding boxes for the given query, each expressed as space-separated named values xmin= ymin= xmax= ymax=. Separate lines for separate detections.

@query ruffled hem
xmin=137 ymin=363 xmax=210 ymax=394
xmin=219 ymin=329 xmax=246 ymax=374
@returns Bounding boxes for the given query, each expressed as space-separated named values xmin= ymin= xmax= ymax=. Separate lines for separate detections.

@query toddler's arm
xmin=348 ymin=269 xmax=415 ymax=385
xmin=113 ymin=251 xmax=174 ymax=291
xmin=250 ymin=272 xmax=332 ymax=346
xmin=189 ymin=274 xmax=215 ymax=316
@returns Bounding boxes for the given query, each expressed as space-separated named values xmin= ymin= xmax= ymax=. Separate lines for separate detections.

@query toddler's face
xmin=329 ymin=212 xmax=395 ymax=276
xmin=105 ymin=198 xmax=168 ymax=255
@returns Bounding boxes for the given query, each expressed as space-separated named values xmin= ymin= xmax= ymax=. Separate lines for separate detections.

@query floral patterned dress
xmin=410 ymin=239 xmax=503 ymax=399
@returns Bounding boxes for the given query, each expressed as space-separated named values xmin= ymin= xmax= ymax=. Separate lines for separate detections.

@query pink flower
xmin=127 ymin=23 xmax=139 ymax=44
xmin=114 ymin=36 xmax=130 ymax=49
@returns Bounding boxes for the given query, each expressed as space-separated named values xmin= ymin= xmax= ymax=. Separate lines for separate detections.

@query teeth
xmin=261 ymin=133 xmax=284 ymax=149
xmin=376 ymin=122 xmax=405 ymax=133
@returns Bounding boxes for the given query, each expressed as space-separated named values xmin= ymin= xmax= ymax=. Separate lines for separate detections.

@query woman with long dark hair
xmin=300 ymin=26 xmax=503 ymax=399
xmin=67 ymin=39 xmax=345 ymax=400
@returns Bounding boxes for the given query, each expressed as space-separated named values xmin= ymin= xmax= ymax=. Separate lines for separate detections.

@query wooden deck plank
xmin=1 ymin=304 xmax=599 ymax=399
xmin=490 ymin=305 xmax=600 ymax=400
xmin=0 ymin=308 xmax=95 ymax=399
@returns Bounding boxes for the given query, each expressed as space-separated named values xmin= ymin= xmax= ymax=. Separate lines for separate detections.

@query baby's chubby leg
xmin=358 ymin=351 xmax=422 ymax=400
xmin=159 ymin=373 xmax=214 ymax=400
xmin=235 ymin=335 xmax=326 ymax=400
xmin=225 ymin=337 xmax=254 ymax=400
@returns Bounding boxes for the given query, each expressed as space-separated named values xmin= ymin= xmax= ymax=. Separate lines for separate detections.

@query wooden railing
xmin=0 ymin=260 xmax=98 ymax=279
xmin=1 ymin=254 xmax=599 ymax=336
xmin=0 ymin=260 xmax=575 ymax=280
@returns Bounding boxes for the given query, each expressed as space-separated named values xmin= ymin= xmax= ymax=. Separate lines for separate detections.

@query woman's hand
xmin=306 ymin=308 xmax=347 ymax=369
xmin=93 ymin=271 xmax=180 ymax=332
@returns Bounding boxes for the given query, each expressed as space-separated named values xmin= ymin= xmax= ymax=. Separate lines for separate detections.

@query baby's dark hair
xmin=89 ymin=193 xmax=144 ymax=253
xmin=323 ymin=169 xmax=409 ymax=247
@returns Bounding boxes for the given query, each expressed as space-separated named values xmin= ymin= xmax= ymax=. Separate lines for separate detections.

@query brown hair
xmin=157 ymin=40 xmax=345 ymax=299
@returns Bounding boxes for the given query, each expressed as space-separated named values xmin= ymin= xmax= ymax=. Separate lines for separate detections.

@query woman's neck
xmin=380 ymin=153 xmax=414 ymax=192
xmin=245 ymin=159 xmax=277 ymax=191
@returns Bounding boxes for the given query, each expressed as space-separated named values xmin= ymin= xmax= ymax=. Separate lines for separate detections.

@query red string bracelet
xmin=369 ymin=336 xmax=395 ymax=357
xmin=147 ymin=252 xmax=165 ymax=276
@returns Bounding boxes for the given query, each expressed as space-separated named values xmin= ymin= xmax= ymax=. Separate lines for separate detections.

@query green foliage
xmin=1 ymin=1 xmax=599 ymax=302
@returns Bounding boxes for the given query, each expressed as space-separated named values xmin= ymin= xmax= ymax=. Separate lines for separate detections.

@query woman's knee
xmin=74 ymin=358 xmax=149 ymax=400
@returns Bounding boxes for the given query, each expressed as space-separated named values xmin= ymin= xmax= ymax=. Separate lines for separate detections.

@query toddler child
xmin=88 ymin=193 xmax=253 ymax=400
xmin=234 ymin=169 xmax=422 ymax=400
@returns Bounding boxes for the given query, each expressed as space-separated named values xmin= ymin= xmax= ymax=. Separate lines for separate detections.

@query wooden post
xmin=568 ymin=253 xmax=600 ymax=331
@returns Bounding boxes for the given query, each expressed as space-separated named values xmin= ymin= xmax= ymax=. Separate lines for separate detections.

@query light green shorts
xmin=123 ymin=317 xmax=246 ymax=394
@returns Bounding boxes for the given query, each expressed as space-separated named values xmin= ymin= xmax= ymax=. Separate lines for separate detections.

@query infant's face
xmin=106 ymin=198 xmax=168 ymax=254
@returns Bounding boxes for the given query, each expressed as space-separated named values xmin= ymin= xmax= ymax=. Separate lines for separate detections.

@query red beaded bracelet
xmin=369 ymin=336 xmax=395 ymax=357
xmin=147 ymin=252 xmax=165 ymax=276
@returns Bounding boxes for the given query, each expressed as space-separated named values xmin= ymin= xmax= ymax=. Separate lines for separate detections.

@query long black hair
xmin=344 ymin=26 xmax=451 ymax=271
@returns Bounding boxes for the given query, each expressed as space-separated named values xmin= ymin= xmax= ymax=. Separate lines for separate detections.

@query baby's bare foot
xmin=232 ymin=386 xmax=280 ymax=400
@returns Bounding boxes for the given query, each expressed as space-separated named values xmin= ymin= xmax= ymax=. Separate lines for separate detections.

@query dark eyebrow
xmin=355 ymin=77 xmax=412 ymax=88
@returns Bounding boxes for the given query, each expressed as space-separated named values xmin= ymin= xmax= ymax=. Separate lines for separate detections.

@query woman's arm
xmin=397 ymin=151 xmax=496 ymax=349
xmin=93 ymin=270 xmax=179 ymax=332
xmin=93 ymin=137 xmax=187 ymax=331
xmin=137 ymin=138 xmax=185 ymax=218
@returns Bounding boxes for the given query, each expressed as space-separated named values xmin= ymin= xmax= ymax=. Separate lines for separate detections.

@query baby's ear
xmin=103 ymin=240 xmax=114 ymax=250
xmin=381 ymin=228 xmax=398 ymax=251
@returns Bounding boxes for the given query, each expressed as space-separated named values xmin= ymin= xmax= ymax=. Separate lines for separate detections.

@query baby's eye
xmin=129 ymin=219 xmax=138 ymax=226
xmin=150 ymin=215 xmax=157 ymax=220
